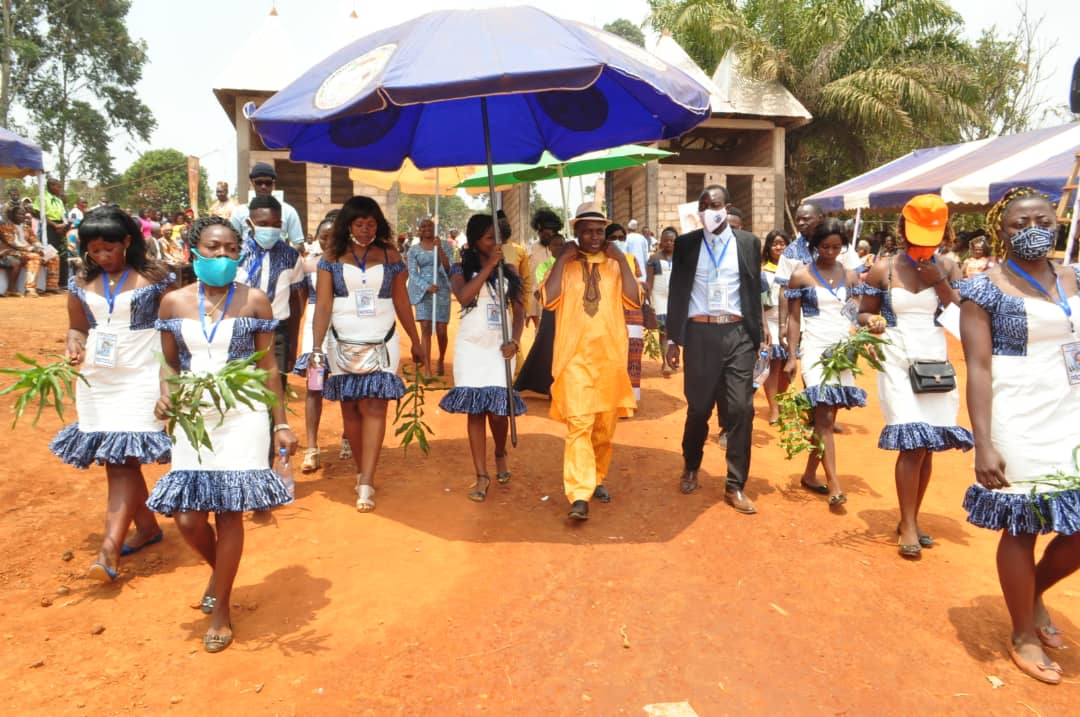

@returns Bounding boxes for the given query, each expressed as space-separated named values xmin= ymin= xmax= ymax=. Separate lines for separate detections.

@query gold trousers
xmin=562 ymin=409 xmax=618 ymax=503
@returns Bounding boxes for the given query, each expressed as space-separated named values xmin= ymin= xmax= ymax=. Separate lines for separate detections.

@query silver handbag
xmin=331 ymin=326 xmax=393 ymax=375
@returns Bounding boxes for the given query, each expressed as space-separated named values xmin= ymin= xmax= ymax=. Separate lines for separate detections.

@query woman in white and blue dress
xmin=148 ymin=216 xmax=297 ymax=653
xmin=308 ymin=196 xmax=424 ymax=513
xmin=855 ymin=195 xmax=972 ymax=559
xmin=784 ymin=218 xmax=865 ymax=508
xmin=50 ymin=206 xmax=174 ymax=583
xmin=439 ymin=213 xmax=526 ymax=501
xmin=407 ymin=218 xmax=453 ymax=377
xmin=959 ymin=187 xmax=1080 ymax=685
xmin=761 ymin=229 xmax=791 ymax=423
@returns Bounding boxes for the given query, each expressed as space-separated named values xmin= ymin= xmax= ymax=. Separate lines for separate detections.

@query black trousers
xmin=45 ymin=224 xmax=69 ymax=288
xmin=681 ymin=321 xmax=756 ymax=490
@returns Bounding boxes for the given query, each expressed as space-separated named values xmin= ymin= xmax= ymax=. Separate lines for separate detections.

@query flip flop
xmin=119 ymin=531 xmax=164 ymax=557
xmin=1007 ymin=642 xmax=1062 ymax=685
xmin=800 ymin=478 xmax=829 ymax=495
xmin=87 ymin=561 xmax=118 ymax=583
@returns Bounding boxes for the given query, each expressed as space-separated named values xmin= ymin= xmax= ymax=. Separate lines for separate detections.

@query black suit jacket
xmin=666 ymin=227 xmax=763 ymax=346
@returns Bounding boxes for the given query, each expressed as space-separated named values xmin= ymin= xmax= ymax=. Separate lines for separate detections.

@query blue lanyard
xmin=1007 ymin=259 xmax=1074 ymax=330
xmin=702 ymin=234 xmax=732 ymax=278
xmin=102 ymin=269 xmax=131 ymax=315
xmin=198 ymin=281 xmax=235 ymax=346
xmin=351 ymin=246 xmax=371 ymax=285
xmin=809 ymin=262 xmax=846 ymax=301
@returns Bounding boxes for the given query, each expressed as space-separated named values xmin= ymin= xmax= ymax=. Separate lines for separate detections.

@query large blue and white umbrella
xmin=246 ymin=6 xmax=711 ymax=444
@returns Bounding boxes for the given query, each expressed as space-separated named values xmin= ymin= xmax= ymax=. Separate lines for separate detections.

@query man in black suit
xmin=665 ymin=185 xmax=765 ymax=514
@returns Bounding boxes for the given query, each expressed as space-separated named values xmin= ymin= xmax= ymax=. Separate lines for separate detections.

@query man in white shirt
xmin=236 ymin=194 xmax=307 ymax=380
xmin=623 ymin=218 xmax=649 ymax=283
xmin=230 ymin=162 xmax=306 ymax=249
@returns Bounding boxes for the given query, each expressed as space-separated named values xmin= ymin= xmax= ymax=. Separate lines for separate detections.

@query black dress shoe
xmin=568 ymin=500 xmax=589 ymax=520
xmin=592 ymin=485 xmax=611 ymax=503
xmin=679 ymin=469 xmax=699 ymax=494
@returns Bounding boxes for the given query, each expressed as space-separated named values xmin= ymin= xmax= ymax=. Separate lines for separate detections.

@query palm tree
xmin=648 ymin=0 xmax=983 ymax=203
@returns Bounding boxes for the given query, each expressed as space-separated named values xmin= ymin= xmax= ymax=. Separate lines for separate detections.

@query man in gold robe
xmin=541 ymin=203 xmax=641 ymax=521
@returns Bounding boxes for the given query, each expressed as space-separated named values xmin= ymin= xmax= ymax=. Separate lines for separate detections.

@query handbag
xmin=331 ymin=325 xmax=394 ymax=375
xmin=908 ymin=359 xmax=956 ymax=393
xmin=641 ymin=300 xmax=659 ymax=330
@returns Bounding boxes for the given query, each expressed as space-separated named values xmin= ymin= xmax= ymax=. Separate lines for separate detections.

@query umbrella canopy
xmin=804 ymin=122 xmax=1080 ymax=211
xmin=349 ymin=159 xmax=489 ymax=196
xmin=456 ymin=143 xmax=675 ymax=187
xmin=246 ymin=6 xmax=710 ymax=170
xmin=0 ymin=127 xmax=44 ymax=178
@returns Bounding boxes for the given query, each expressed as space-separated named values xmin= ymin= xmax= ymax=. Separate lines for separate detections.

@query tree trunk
xmin=1 ymin=0 xmax=12 ymax=127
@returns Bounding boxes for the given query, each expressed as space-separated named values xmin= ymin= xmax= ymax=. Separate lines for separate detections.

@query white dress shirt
xmin=689 ymin=226 xmax=741 ymax=319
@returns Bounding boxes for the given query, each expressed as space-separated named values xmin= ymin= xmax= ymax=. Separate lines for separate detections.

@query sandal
xmin=203 ymin=625 xmax=234 ymax=654
xmin=800 ymin=478 xmax=829 ymax=495
xmin=1007 ymin=641 xmax=1062 ymax=685
xmin=120 ymin=530 xmax=163 ymax=556
xmin=339 ymin=438 xmax=352 ymax=460
xmin=494 ymin=453 xmax=511 ymax=484
xmin=200 ymin=594 xmax=216 ymax=615
xmin=469 ymin=474 xmax=491 ymax=502
xmin=1037 ymin=625 xmax=1067 ymax=650
xmin=301 ymin=447 xmax=320 ymax=473
xmin=87 ymin=561 xmax=118 ymax=583
xmin=897 ymin=539 xmax=922 ymax=559
xmin=896 ymin=525 xmax=933 ymax=548
xmin=355 ymin=479 xmax=375 ymax=513
xmin=828 ymin=493 xmax=847 ymax=507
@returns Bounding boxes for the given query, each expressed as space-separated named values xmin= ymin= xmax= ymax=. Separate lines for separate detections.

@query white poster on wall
xmin=678 ymin=201 xmax=702 ymax=234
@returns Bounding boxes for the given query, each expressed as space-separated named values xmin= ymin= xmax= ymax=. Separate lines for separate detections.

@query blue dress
xmin=146 ymin=315 xmax=292 ymax=514
xmin=407 ymin=240 xmax=452 ymax=323
xmin=50 ymin=274 xmax=175 ymax=468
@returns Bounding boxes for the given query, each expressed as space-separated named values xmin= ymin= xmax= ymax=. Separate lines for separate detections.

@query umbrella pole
xmin=1065 ymin=192 xmax=1080 ymax=263
xmin=557 ymin=165 xmax=570 ymax=231
xmin=481 ymin=97 xmax=517 ymax=447
xmin=432 ymin=169 xmax=439 ymax=357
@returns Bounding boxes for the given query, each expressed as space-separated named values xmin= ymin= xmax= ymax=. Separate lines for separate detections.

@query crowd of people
xmin=25 ymin=161 xmax=1080 ymax=684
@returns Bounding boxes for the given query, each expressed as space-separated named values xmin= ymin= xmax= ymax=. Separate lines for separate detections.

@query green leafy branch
xmin=0 ymin=353 xmax=89 ymax=428
xmin=644 ymin=329 xmax=663 ymax=361
xmin=775 ymin=329 xmax=890 ymax=459
xmin=394 ymin=362 xmax=441 ymax=455
xmin=1028 ymin=445 xmax=1080 ymax=527
xmin=159 ymin=349 xmax=279 ymax=461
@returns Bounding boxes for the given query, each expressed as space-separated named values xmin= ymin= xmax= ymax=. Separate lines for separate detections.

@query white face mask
xmin=699 ymin=207 xmax=728 ymax=235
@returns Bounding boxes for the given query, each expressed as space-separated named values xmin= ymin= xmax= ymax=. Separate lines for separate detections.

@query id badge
xmin=94 ymin=332 xmax=118 ymax=368
xmin=485 ymin=303 xmax=501 ymax=330
xmin=841 ymin=298 xmax=859 ymax=325
xmin=707 ymin=280 xmax=729 ymax=312
xmin=354 ymin=288 xmax=376 ymax=317
xmin=1061 ymin=341 xmax=1080 ymax=385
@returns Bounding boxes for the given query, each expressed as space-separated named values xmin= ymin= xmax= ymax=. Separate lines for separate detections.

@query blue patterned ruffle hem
xmin=292 ymin=352 xmax=314 ymax=376
xmin=49 ymin=423 xmax=172 ymax=469
xmin=323 ymin=372 xmax=405 ymax=401
xmin=146 ymin=469 xmax=293 ymax=514
xmin=878 ymin=423 xmax=974 ymax=452
xmin=963 ymin=484 xmax=1080 ymax=535
xmin=802 ymin=384 xmax=866 ymax=409
xmin=769 ymin=343 xmax=789 ymax=361
xmin=438 ymin=386 xmax=527 ymax=416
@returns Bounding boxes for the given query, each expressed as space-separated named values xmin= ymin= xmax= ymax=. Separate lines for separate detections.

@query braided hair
xmin=985 ymin=186 xmax=1052 ymax=258
xmin=187 ymin=215 xmax=241 ymax=249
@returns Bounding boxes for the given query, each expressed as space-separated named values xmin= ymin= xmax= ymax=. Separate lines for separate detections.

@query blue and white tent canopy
xmin=804 ymin=122 xmax=1080 ymax=211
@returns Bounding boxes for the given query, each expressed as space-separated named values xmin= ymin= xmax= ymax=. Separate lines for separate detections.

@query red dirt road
xmin=1 ymin=294 xmax=1077 ymax=715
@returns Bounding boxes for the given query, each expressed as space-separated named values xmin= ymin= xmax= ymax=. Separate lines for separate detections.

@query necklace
xmin=105 ymin=269 xmax=128 ymax=287
xmin=200 ymin=283 xmax=231 ymax=318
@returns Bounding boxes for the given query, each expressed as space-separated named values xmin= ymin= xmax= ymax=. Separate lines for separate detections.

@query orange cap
xmin=901 ymin=194 xmax=949 ymax=247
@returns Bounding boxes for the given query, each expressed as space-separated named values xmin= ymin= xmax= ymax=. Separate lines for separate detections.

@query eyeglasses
xmin=251 ymin=178 xmax=274 ymax=187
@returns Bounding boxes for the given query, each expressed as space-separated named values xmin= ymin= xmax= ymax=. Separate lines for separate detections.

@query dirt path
xmin=0 ymin=294 xmax=1077 ymax=715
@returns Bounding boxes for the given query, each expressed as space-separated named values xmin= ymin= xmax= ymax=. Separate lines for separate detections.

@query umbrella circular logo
xmin=314 ymin=43 xmax=397 ymax=111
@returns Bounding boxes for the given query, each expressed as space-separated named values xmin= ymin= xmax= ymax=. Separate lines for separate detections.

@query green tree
xmin=396 ymin=192 xmax=472 ymax=235
xmin=116 ymin=149 xmax=209 ymax=213
xmin=648 ymin=0 xmax=986 ymax=201
xmin=603 ymin=18 xmax=646 ymax=47
xmin=2 ymin=0 xmax=155 ymax=183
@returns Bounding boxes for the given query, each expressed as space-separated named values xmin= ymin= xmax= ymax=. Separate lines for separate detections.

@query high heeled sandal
xmin=355 ymin=477 xmax=375 ymax=513
xmin=469 ymin=474 xmax=491 ymax=502
xmin=339 ymin=438 xmax=352 ymax=460
xmin=494 ymin=453 xmax=511 ymax=484
xmin=301 ymin=447 xmax=320 ymax=473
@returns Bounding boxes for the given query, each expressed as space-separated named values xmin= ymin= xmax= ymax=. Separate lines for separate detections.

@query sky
xmin=81 ymin=0 xmax=1080 ymax=208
